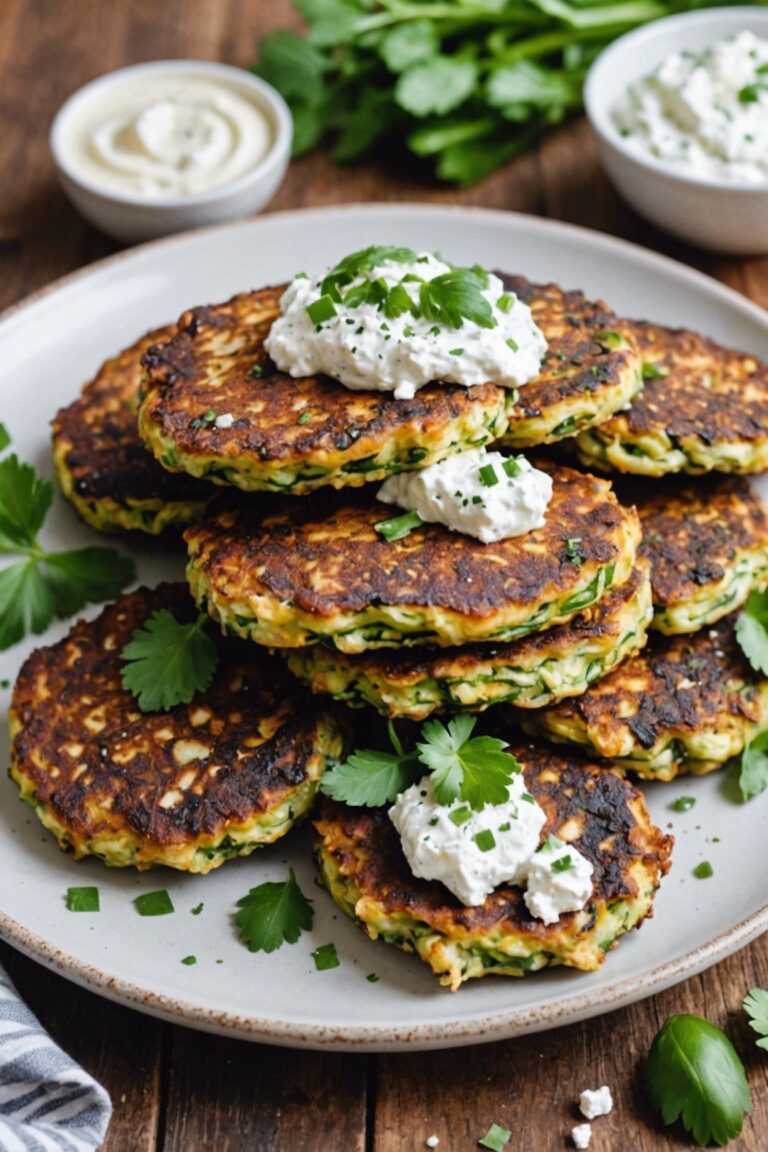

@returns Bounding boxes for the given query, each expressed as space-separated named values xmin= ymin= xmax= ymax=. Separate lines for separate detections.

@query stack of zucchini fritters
xmin=12 ymin=268 xmax=768 ymax=990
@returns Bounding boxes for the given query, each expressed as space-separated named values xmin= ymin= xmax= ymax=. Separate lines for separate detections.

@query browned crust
xmin=185 ymin=463 xmax=634 ymax=620
xmin=314 ymin=745 xmax=672 ymax=938
xmin=9 ymin=585 xmax=340 ymax=848
xmin=51 ymin=325 xmax=208 ymax=504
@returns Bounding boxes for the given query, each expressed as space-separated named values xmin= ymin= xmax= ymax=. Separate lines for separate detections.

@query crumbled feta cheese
xmin=214 ymin=412 xmax=234 ymax=429
xmin=524 ymin=836 xmax=595 ymax=925
xmin=579 ymin=1085 xmax=614 ymax=1119
xmin=571 ymin=1123 xmax=592 ymax=1149
xmin=425 ymin=1136 xmax=440 ymax=1149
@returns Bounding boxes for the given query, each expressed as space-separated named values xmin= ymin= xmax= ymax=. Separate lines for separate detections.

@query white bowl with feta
xmin=584 ymin=8 xmax=768 ymax=253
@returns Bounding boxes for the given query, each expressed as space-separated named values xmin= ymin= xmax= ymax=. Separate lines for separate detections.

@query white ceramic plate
xmin=1 ymin=205 xmax=767 ymax=1053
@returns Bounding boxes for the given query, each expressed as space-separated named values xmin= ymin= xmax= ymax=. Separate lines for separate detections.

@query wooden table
xmin=2 ymin=2 xmax=768 ymax=1149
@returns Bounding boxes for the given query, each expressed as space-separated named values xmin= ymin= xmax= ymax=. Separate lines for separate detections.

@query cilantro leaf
xmin=0 ymin=561 xmax=55 ymax=649
xmin=379 ymin=20 xmax=437 ymax=73
xmin=44 ymin=547 xmax=136 ymax=617
xmin=738 ymin=729 xmax=768 ymax=801
xmin=416 ymin=715 xmax=519 ymax=809
xmin=487 ymin=61 xmax=578 ymax=117
xmin=0 ymin=424 xmax=9 ymax=453
xmin=736 ymin=589 xmax=768 ymax=676
xmin=320 ymin=745 xmax=422 ymax=806
xmin=0 ymin=454 xmax=53 ymax=551
xmin=121 ymin=610 xmax=220 ymax=712
xmin=419 ymin=269 xmax=496 ymax=330
xmin=235 ymin=868 xmax=314 ymax=952
xmin=254 ymin=30 xmax=328 ymax=103
xmin=744 ymin=988 xmax=768 ymax=1051
xmin=395 ymin=57 xmax=478 ymax=118
xmin=645 ymin=1014 xmax=752 ymax=1146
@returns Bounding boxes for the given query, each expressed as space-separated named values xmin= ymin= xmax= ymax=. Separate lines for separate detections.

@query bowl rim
xmin=584 ymin=5 xmax=768 ymax=194
xmin=49 ymin=58 xmax=293 ymax=210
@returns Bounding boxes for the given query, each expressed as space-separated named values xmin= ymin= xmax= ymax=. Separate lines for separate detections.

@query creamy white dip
xmin=59 ymin=74 xmax=273 ymax=198
xmin=389 ymin=777 xmax=594 ymax=919
xmin=264 ymin=250 xmax=547 ymax=398
xmin=377 ymin=448 xmax=552 ymax=543
xmin=614 ymin=31 xmax=768 ymax=184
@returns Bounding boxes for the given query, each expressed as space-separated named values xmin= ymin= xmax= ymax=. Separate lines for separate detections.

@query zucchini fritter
xmin=52 ymin=325 xmax=210 ymax=535
xmin=519 ymin=613 xmax=768 ymax=780
xmin=314 ymin=744 xmax=672 ymax=990
xmin=631 ymin=475 xmax=768 ymax=633
xmin=138 ymin=287 xmax=509 ymax=495
xmin=185 ymin=464 xmax=641 ymax=652
xmin=576 ymin=321 xmax=768 ymax=476
xmin=285 ymin=561 xmax=652 ymax=718
xmin=9 ymin=585 xmax=346 ymax=872
xmin=498 ymin=277 xmax=643 ymax=448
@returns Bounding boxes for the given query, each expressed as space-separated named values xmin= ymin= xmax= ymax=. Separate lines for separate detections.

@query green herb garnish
xmin=645 ymin=1014 xmax=751 ymax=1146
xmin=502 ymin=457 xmax=521 ymax=477
xmin=473 ymin=829 xmax=496 ymax=853
xmin=642 ymin=361 xmax=670 ymax=380
xmin=320 ymin=719 xmax=422 ymax=807
xmin=449 ymin=806 xmax=472 ymax=826
xmin=135 ymin=890 xmax=175 ymax=917
xmin=306 ymin=294 xmax=338 ymax=324
xmin=478 ymin=1124 xmax=511 ymax=1151
xmin=506 ymin=337 xmax=519 ymax=352
xmin=374 ymin=510 xmax=424 ymax=542
xmin=181 ymin=955 xmax=197 ymax=966
xmin=366 ymin=972 xmax=380 ymax=982
xmin=190 ymin=409 xmax=217 ymax=429
xmin=121 ymin=610 xmax=219 ymax=712
xmin=191 ymin=902 xmax=204 ymax=915
xmin=478 ymin=463 xmax=499 ymax=487
xmin=247 ymin=362 xmax=264 ymax=378
xmin=564 ymin=537 xmax=585 ymax=566
xmin=693 ymin=861 xmax=714 ymax=879
xmin=496 ymin=293 xmax=514 ymax=313
xmin=297 ymin=410 xmax=313 ymax=425
xmin=671 ymin=796 xmax=696 ymax=812
xmin=417 ymin=714 xmax=520 ymax=810
xmin=0 ymin=424 xmax=9 ymax=453
xmin=66 ymin=887 xmax=100 ymax=912
xmin=552 ymin=854 xmax=573 ymax=873
xmin=735 ymin=588 xmax=768 ymax=675
xmin=419 ymin=269 xmax=496 ymax=330
xmin=743 ymin=988 xmax=768 ymax=1051
xmin=312 ymin=943 xmax=341 ymax=971
xmin=235 ymin=868 xmax=313 ymax=953
xmin=737 ymin=728 xmax=768 ymax=802
xmin=0 ymin=454 xmax=134 ymax=651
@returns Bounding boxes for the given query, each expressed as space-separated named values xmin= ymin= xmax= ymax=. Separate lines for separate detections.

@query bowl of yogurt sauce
xmin=584 ymin=7 xmax=768 ymax=253
xmin=50 ymin=60 xmax=292 ymax=243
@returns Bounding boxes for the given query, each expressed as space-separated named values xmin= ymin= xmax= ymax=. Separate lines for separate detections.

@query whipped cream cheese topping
xmin=264 ymin=248 xmax=547 ymax=399
xmin=614 ymin=31 xmax=768 ymax=184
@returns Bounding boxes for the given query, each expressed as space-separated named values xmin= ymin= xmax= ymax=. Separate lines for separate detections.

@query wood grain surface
xmin=1 ymin=2 xmax=768 ymax=1149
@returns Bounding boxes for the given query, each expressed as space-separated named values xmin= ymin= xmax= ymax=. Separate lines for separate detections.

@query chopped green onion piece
xmin=312 ymin=943 xmax=340 ymax=971
xmin=502 ymin=457 xmax=521 ymax=478
xmin=499 ymin=822 xmax=511 ymax=832
xmin=479 ymin=1123 xmax=512 ymax=1151
xmin=474 ymin=829 xmax=496 ymax=853
xmin=449 ymin=806 xmax=472 ymax=826
xmin=306 ymin=294 xmax=338 ymax=324
xmin=552 ymin=855 xmax=573 ymax=873
xmin=181 ymin=955 xmax=197 ymax=966
xmin=450 ymin=347 xmax=464 ymax=356
xmin=375 ymin=511 xmax=424 ymax=542
xmin=506 ymin=337 xmax=519 ymax=352
xmin=297 ymin=410 xmax=312 ymax=425
xmin=366 ymin=973 xmax=380 ymax=982
xmin=694 ymin=861 xmax=714 ymax=879
xmin=671 ymin=796 xmax=696 ymax=812
xmin=521 ymin=792 xmax=535 ymax=804
xmin=191 ymin=902 xmax=204 ymax=915
xmin=478 ymin=463 xmax=499 ymax=487
xmin=66 ymin=886 xmax=99 ymax=912
xmin=496 ymin=293 xmax=514 ymax=313
xmin=135 ymin=890 xmax=175 ymax=917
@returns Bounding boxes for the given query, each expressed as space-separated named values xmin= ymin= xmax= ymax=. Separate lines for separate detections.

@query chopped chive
xmin=374 ymin=511 xmax=424 ymax=542
xmin=403 ymin=325 xmax=415 ymax=337
xmin=641 ymin=361 xmax=669 ymax=380
xmin=502 ymin=457 xmax=521 ymax=478
xmin=297 ymin=411 xmax=312 ymax=425
xmin=506 ymin=337 xmax=519 ymax=352
xmin=474 ymin=829 xmax=496 ymax=853
xmin=498 ymin=822 xmax=511 ymax=832
xmin=671 ymin=796 xmax=696 ymax=812
xmin=191 ymin=902 xmax=204 ymax=915
xmin=552 ymin=855 xmax=573 ymax=873
xmin=497 ymin=293 xmax=514 ymax=313
xmin=693 ymin=861 xmax=714 ymax=879
xmin=478 ymin=463 xmax=499 ymax=487
xmin=521 ymin=792 xmax=535 ymax=804
xmin=306 ymin=294 xmax=338 ymax=324
xmin=312 ymin=943 xmax=340 ymax=971
xmin=66 ymin=886 xmax=99 ymax=912
xmin=479 ymin=1123 xmax=512 ymax=1151
xmin=428 ymin=325 xmax=441 ymax=336
xmin=181 ymin=955 xmax=197 ymax=966
xmin=449 ymin=807 xmax=472 ymax=826
xmin=450 ymin=348 xmax=464 ymax=356
xmin=472 ymin=495 xmax=483 ymax=505
xmin=429 ymin=816 xmax=439 ymax=826
xmin=135 ymin=890 xmax=174 ymax=916
xmin=366 ymin=972 xmax=380 ymax=982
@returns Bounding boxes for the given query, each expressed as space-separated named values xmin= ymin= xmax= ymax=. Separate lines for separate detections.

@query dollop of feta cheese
xmin=389 ymin=774 xmax=545 ymax=908
xmin=524 ymin=835 xmax=595 ymax=926
xmin=571 ymin=1123 xmax=592 ymax=1149
xmin=579 ymin=1086 xmax=614 ymax=1120
xmin=377 ymin=448 xmax=553 ymax=543
xmin=614 ymin=31 xmax=768 ymax=184
xmin=264 ymin=250 xmax=547 ymax=399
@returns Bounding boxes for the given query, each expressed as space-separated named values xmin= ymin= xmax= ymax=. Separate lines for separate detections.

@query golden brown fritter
xmin=314 ymin=743 xmax=672 ymax=989
xmin=52 ymin=325 xmax=211 ymax=534
xmin=519 ymin=612 xmax=768 ymax=780
xmin=285 ymin=561 xmax=652 ymax=718
xmin=9 ymin=584 xmax=346 ymax=871
xmin=185 ymin=463 xmax=641 ymax=652
xmin=577 ymin=321 xmax=768 ymax=475
xmin=498 ymin=276 xmax=643 ymax=447
xmin=137 ymin=287 xmax=509 ymax=494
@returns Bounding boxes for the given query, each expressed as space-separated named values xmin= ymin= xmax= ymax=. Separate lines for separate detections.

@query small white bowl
xmin=585 ymin=7 xmax=768 ymax=254
xmin=50 ymin=60 xmax=292 ymax=244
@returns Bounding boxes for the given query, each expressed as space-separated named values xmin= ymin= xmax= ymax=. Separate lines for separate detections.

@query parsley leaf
xmin=0 ymin=424 xmax=9 ymax=453
xmin=395 ymin=56 xmax=478 ymax=118
xmin=0 ymin=455 xmax=53 ymax=551
xmin=235 ymin=868 xmax=313 ymax=953
xmin=379 ymin=20 xmax=437 ymax=73
xmin=320 ymin=245 xmax=418 ymax=300
xmin=737 ymin=729 xmax=768 ymax=801
xmin=121 ymin=610 xmax=220 ymax=712
xmin=416 ymin=715 xmax=520 ymax=810
xmin=736 ymin=589 xmax=768 ymax=676
xmin=744 ymin=988 xmax=768 ymax=1051
xmin=320 ymin=721 xmax=422 ymax=806
xmin=645 ymin=1014 xmax=752 ymax=1146
xmin=419 ymin=269 xmax=496 ymax=330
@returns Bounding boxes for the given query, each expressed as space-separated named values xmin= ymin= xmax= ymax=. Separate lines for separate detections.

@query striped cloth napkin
xmin=0 ymin=962 xmax=112 ymax=1151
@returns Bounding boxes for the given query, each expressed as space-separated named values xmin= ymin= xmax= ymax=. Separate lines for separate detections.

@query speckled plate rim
xmin=1 ymin=202 xmax=768 ymax=1052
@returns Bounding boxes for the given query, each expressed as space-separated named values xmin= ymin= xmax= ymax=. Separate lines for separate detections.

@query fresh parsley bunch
xmin=254 ymin=0 xmax=752 ymax=186
xmin=0 ymin=451 xmax=134 ymax=650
